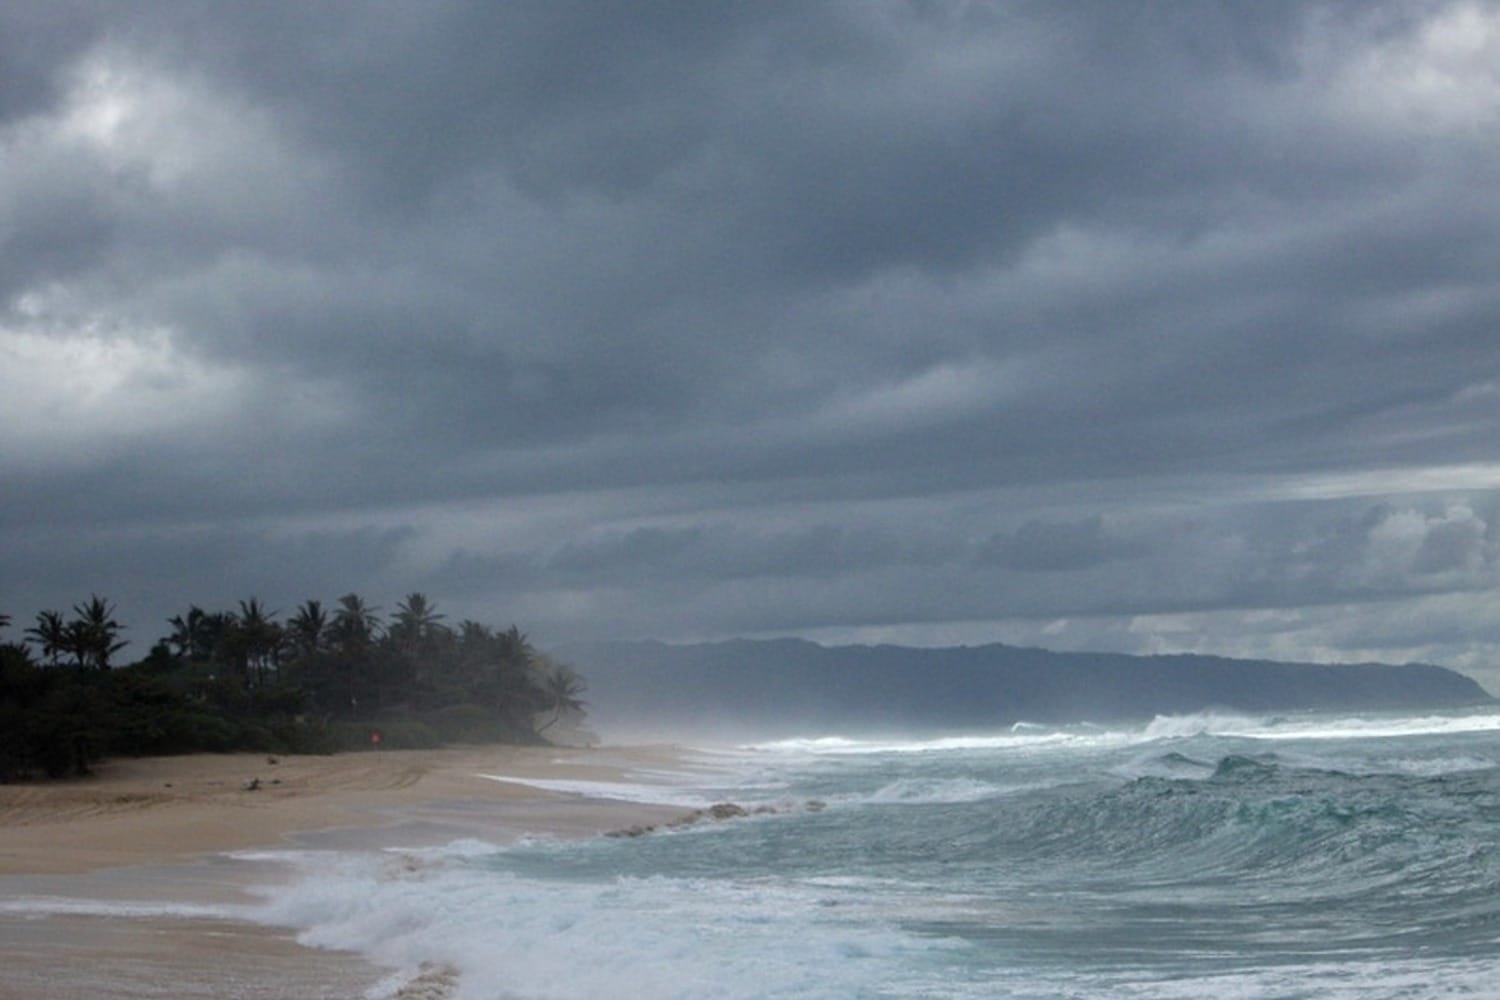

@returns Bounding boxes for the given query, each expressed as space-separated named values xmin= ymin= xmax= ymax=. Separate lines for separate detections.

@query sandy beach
xmin=0 ymin=745 xmax=690 ymax=999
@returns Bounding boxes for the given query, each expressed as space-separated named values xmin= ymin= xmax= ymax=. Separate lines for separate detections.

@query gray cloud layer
xmin=4 ymin=1 xmax=1500 ymax=688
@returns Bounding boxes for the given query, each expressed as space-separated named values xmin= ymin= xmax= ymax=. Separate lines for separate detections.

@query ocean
xmin=247 ymin=707 xmax=1500 ymax=999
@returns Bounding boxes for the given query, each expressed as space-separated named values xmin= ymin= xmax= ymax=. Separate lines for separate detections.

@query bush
xmin=29 ymin=683 xmax=110 ymax=777
xmin=233 ymin=721 xmax=283 ymax=753
xmin=172 ymin=710 xmax=242 ymax=752
xmin=365 ymin=719 xmax=441 ymax=749
xmin=254 ymin=716 xmax=344 ymax=755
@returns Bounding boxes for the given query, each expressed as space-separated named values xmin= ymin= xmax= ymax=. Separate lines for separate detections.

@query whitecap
xmin=477 ymin=773 xmax=719 ymax=808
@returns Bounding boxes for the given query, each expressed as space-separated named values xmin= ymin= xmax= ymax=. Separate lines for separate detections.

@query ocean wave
xmin=1141 ymin=708 xmax=1500 ymax=743
xmin=1140 ymin=711 xmax=1276 ymax=740
xmin=863 ymin=777 xmax=1019 ymax=805
xmin=743 ymin=729 xmax=1127 ymax=756
xmin=743 ymin=709 xmax=1500 ymax=759
xmin=1371 ymin=754 xmax=1499 ymax=777
xmin=1247 ymin=710 xmax=1500 ymax=742
xmin=235 ymin=711 xmax=1500 ymax=999
xmin=250 ymin=854 xmax=956 ymax=999
xmin=1089 ymin=954 xmax=1500 ymax=1000
xmin=476 ymin=773 xmax=719 ymax=809
xmin=1111 ymin=749 xmax=1219 ymax=780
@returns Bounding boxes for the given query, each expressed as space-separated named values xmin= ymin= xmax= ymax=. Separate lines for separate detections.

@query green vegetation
xmin=0 ymin=594 xmax=587 ymax=781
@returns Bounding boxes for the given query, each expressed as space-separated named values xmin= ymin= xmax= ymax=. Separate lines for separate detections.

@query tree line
xmin=0 ymin=593 xmax=586 ymax=780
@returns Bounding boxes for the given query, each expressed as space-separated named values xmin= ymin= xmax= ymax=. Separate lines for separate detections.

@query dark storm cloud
xmin=0 ymin=3 xmax=99 ymax=121
xmin=5 ymin=0 xmax=1500 ymax=685
xmin=5 ymin=518 xmax=416 ymax=647
xmin=979 ymin=516 xmax=1147 ymax=573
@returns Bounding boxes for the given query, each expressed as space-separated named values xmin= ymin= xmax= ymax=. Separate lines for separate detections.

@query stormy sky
xmin=4 ymin=1 xmax=1500 ymax=688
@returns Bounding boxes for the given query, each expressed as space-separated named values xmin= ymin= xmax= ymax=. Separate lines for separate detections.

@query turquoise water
xmin=260 ymin=709 xmax=1500 ymax=998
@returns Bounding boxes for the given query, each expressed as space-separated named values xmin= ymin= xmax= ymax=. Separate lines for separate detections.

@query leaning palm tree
xmin=534 ymin=659 xmax=587 ymax=735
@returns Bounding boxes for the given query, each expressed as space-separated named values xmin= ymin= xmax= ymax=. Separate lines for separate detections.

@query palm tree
xmin=330 ymin=594 xmax=381 ymax=716
xmin=69 ymin=595 xmax=127 ymax=671
xmin=285 ymin=600 xmax=329 ymax=657
xmin=232 ymin=598 xmax=282 ymax=688
xmin=391 ymin=592 xmax=445 ymax=643
xmin=535 ymin=659 xmax=587 ymax=735
xmin=0 ymin=613 xmax=22 ymax=665
xmin=166 ymin=606 xmax=220 ymax=661
xmin=25 ymin=610 xmax=68 ymax=668
xmin=388 ymin=593 xmax=449 ymax=701
xmin=451 ymin=624 xmax=547 ymax=736
xmin=497 ymin=625 xmax=534 ymax=667
xmin=331 ymin=593 xmax=381 ymax=648
xmin=279 ymin=598 xmax=332 ymax=710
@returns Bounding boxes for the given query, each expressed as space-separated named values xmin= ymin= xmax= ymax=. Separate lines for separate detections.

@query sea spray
xmin=252 ymin=843 xmax=959 ymax=999
xmin=246 ymin=707 xmax=1500 ymax=1000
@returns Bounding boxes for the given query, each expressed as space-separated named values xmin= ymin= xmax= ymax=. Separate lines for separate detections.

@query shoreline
xmin=0 ymin=744 xmax=697 ymax=999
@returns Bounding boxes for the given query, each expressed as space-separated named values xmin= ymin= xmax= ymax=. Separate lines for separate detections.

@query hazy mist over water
xmin=564 ymin=637 xmax=1496 ymax=745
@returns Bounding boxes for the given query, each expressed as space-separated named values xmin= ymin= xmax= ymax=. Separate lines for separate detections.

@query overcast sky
xmin=5 ymin=1 xmax=1500 ymax=688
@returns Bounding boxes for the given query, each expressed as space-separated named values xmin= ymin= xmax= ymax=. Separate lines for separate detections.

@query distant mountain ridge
xmin=560 ymin=638 xmax=1495 ymax=738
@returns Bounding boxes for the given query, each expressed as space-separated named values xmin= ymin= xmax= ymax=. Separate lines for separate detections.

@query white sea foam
xmin=476 ymin=774 xmax=718 ymax=808
xmin=744 ymin=729 xmax=1130 ymax=756
xmin=1139 ymin=711 xmax=1272 ymax=740
xmin=864 ymin=776 xmax=1038 ymax=805
xmin=248 ymin=849 xmax=953 ymax=1000
xmin=0 ymin=895 xmax=236 ymax=920
xmin=1373 ymin=754 xmax=1498 ymax=777
xmin=745 ymin=708 xmax=1500 ymax=757
xmin=1138 ymin=708 xmax=1500 ymax=743
xmin=1087 ymin=955 xmax=1500 ymax=1000
xmin=1247 ymin=710 xmax=1500 ymax=742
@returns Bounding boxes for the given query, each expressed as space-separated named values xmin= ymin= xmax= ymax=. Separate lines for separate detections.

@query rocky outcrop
xmin=606 ymin=799 xmax=826 ymax=838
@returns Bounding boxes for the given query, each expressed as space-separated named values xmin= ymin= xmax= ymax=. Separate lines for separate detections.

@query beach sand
xmin=0 ymin=745 xmax=690 ymax=999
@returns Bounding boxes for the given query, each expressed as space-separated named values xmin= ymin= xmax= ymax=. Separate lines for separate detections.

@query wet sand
xmin=0 ymin=745 xmax=689 ymax=999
